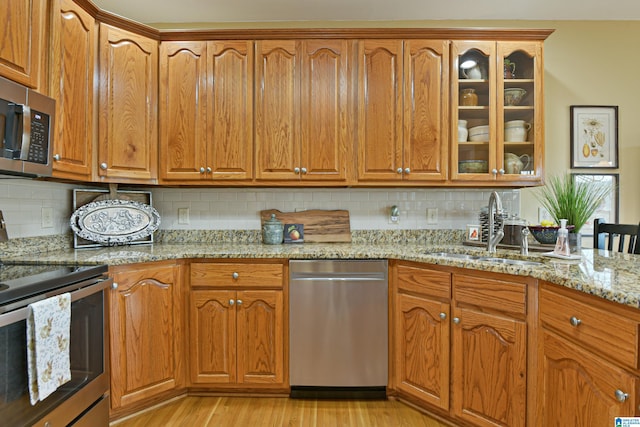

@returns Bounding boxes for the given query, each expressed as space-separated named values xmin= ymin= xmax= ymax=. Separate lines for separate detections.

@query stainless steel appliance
xmin=289 ymin=259 xmax=388 ymax=399
xmin=0 ymin=263 xmax=111 ymax=426
xmin=0 ymin=76 xmax=55 ymax=177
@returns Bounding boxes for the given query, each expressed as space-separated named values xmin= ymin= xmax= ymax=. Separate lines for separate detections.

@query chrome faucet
xmin=487 ymin=191 xmax=504 ymax=253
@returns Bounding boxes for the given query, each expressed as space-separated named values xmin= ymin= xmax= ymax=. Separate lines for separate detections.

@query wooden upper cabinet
xmin=50 ymin=0 xmax=96 ymax=181
xmin=208 ymin=41 xmax=254 ymax=181
xmin=299 ymin=40 xmax=351 ymax=182
xmin=255 ymin=40 xmax=299 ymax=181
xmin=159 ymin=41 xmax=208 ymax=182
xmin=0 ymin=0 xmax=45 ymax=89
xmin=357 ymin=40 xmax=448 ymax=183
xmin=452 ymin=40 xmax=544 ymax=185
xmin=98 ymin=24 xmax=158 ymax=183
xmin=403 ymin=40 xmax=449 ymax=181
xmin=255 ymin=40 xmax=350 ymax=183
xmin=357 ymin=40 xmax=403 ymax=181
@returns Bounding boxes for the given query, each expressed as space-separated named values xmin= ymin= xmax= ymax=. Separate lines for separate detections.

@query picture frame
xmin=570 ymin=173 xmax=619 ymax=236
xmin=570 ymin=105 xmax=618 ymax=168
xmin=466 ymin=224 xmax=480 ymax=242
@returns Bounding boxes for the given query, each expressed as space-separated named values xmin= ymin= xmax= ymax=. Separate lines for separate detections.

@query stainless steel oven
xmin=0 ymin=264 xmax=111 ymax=426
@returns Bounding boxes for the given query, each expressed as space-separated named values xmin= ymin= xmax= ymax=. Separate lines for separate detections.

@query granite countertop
xmin=2 ymin=240 xmax=640 ymax=309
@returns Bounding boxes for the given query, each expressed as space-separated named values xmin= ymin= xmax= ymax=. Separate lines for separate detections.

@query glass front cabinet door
xmin=451 ymin=40 xmax=543 ymax=184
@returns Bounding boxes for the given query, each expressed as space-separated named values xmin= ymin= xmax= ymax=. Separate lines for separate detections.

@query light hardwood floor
xmin=111 ymin=396 xmax=452 ymax=427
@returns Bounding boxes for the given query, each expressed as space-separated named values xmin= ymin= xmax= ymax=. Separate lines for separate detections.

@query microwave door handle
xmin=3 ymin=104 xmax=22 ymax=158
xmin=19 ymin=105 xmax=31 ymax=160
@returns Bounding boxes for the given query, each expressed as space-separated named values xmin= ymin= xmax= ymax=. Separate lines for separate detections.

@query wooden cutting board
xmin=260 ymin=209 xmax=351 ymax=243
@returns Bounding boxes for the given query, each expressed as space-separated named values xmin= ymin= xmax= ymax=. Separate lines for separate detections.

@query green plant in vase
xmin=534 ymin=173 xmax=611 ymax=250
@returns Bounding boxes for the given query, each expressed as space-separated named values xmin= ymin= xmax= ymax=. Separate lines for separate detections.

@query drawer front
xmin=191 ymin=262 xmax=284 ymax=288
xmin=540 ymin=286 xmax=639 ymax=370
xmin=396 ymin=263 xmax=451 ymax=299
xmin=453 ymin=273 xmax=527 ymax=319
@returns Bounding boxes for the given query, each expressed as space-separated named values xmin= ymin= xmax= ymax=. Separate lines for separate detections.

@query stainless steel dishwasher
xmin=289 ymin=259 xmax=388 ymax=399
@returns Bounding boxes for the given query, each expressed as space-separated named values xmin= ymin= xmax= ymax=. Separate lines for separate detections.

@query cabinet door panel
xmin=0 ymin=0 xmax=44 ymax=88
xmin=255 ymin=40 xmax=299 ymax=180
xmin=542 ymin=331 xmax=639 ymax=425
xmin=357 ymin=40 xmax=403 ymax=181
xmin=395 ymin=292 xmax=450 ymax=409
xmin=236 ymin=290 xmax=284 ymax=384
xmin=50 ymin=0 xmax=95 ymax=180
xmin=208 ymin=41 xmax=254 ymax=180
xmin=452 ymin=307 xmax=526 ymax=427
xmin=110 ymin=265 xmax=181 ymax=409
xmin=159 ymin=41 xmax=207 ymax=181
xmin=98 ymin=24 xmax=158 ymax=182
xmin=189 ymin=290 xmax=237 ymax=384
xmin=300 ymin=40 xmax=349 ymax=181
xmin=403 ymin=40 xmax=448 ymax=181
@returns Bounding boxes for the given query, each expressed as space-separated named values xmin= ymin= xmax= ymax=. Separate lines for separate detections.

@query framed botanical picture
xmin=570 ymin=105 xmax=618 ymax=168
xmin=570 ymin=173 xmax=619 ymax=236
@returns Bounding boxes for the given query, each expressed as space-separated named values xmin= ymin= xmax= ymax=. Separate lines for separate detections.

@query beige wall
xmin=520 ymin=21 xmax=639 ymax=226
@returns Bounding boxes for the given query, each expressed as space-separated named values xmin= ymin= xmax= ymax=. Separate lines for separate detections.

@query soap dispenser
xmin=553 ymin=219 xmax=570 ymax=256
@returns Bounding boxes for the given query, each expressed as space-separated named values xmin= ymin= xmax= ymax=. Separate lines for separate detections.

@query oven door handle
xmin=0 ymin=276 xmax=111 ymax=327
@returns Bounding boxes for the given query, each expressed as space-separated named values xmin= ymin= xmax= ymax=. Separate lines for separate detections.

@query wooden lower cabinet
xmin=190 ymin=289 xmax=284 ymax=385
xmin=393 ymin=262 xmax=451 ymax=410
xmin=538 ymin=282 xmax=640 ymax=425
xmin=188 ymin=260 xmax=287 ymax=390
xmin=392 ymin=261 xmax=532 ymax=427
xmin=451 ymin=272 xmax=529 ymax=427
xmin=541 ymin=331 xmax=639 ymax=426
xmin=109 ymin=261 xmax=185 ymax=415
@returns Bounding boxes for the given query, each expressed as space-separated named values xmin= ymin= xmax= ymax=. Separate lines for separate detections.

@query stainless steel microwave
xmin=0 ymin=76 xmax=55 ymax=177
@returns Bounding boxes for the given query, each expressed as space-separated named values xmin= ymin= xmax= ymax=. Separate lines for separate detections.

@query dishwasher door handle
xmin=290 ymin=275 xmax=387 ymax=282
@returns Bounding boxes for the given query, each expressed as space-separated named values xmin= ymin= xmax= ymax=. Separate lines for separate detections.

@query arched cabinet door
xmin=98 ymin=24 xmax=158 ymax=184
xmin=109 ymin=262 xmax=183 ymax=411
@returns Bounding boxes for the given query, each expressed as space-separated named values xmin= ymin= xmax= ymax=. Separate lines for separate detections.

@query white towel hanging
xmin=27 ymin=293 xmax=72 ymax=405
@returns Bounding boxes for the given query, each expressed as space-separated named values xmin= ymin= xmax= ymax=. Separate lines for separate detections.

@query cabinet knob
xmin=111 ymin=282 xmax=118 ymax=290
xmin=229 ymin=299 xmax=235 ymax=306
xmin=294 ymin=167 xmax=300 ymax=174
xmin=404 ymin=168 xmax=410 ymax=174
xmin=206 ymin=167 xmax=212 ymax=173
xmin=397 ymin=168 xmax=403 ymax=174
xmin=301 ymin=167 xmax=307 ymax=174
xmin=615 ymin=389 xmax=629 ymax=402
xmin=53 ymin=154 xmax=61 ymax=161
xmin=232 ymin=272 xmax=239 ymax=279
xmin=200 ymin=167 xmax=206 ymax=173
xmin=237 ymin=299 xmax=243 ymax=306
xmin=569 ymin=316 xmax=581 ymax=327
xmin=498 ymin=168 xmax=505 ymax=175
xmin=439 ymin=312 xmax=447 ymax=320
xmin=491 ymin=168 xmax=498 ymax=175
xmin=453 ymin=317 xmax=460 ymax=324
xmin=100 ymin=163 xmax=108 ymax=170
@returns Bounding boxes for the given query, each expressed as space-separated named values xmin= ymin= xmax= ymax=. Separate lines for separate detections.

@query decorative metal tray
xmin=70 ymin=199 xmax=160 ymax=247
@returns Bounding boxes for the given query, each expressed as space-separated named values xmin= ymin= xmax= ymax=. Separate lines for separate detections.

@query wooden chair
xmin=593 ymin=218 xmax=640 ymax=254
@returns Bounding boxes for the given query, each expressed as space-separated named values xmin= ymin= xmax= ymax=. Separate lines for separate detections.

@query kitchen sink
xmin=424 ymin=251 xmax=543 ymax=267
xmin=424 ymin=252 xmax=483 ymax=261
xmin=477 ymin=257 xmax=543 ymax=267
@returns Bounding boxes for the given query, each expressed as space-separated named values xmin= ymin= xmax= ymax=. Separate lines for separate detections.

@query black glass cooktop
xmin=0 ymin=263 xmax=108 ymax=310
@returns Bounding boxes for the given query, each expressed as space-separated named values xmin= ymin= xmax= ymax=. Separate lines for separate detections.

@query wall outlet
xmin=427 ymin=208 xmax=438 ymax=224
xmin=42 ymin=207 xmax=54 ymax=228
xmin=178 ymin=208 xmax=190 ymax=225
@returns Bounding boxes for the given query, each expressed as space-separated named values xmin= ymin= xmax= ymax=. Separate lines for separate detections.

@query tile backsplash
xmin=153 ymin=187 xmax=520 ymax=231
xmin=0 ymin=179 xmax=520 ymax=239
